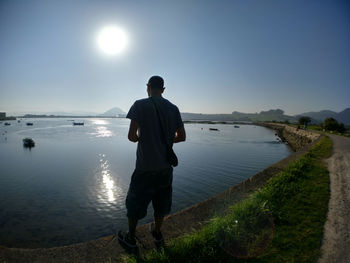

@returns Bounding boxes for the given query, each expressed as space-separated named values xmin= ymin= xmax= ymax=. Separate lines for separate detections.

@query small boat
xmin=234 ymin=125 xmax=240 ymax=128
xmin=26 ymin=122 xmax=33 ymax=126
xmin=209 ymin=128 xmax=219 ymax=131
xmin=23 ymin=138 xmax=35 ymax=148
xmin=4 ymin=122 xmax=11 ymax=126
xmin=73 ymin=122 xmax=84 ymax=126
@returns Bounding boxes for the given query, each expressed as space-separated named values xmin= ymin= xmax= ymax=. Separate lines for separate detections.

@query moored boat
xmin=73 ymin=122 xmax=84 ymax=126
xmin=26 ymin=122 xmax=33 ymax=126
xmin=209 ymin=128 xmax=219 ymax=131
xmin=23 ymin=138 xmax=35 ymax=148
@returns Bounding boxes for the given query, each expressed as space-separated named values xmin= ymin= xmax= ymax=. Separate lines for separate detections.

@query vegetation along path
xmin=319 ymin=134 xmax=350 ymax=263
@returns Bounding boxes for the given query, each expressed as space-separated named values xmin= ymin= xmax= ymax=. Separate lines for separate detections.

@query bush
xmin=323 ymin=117 xmax=345 ymax=133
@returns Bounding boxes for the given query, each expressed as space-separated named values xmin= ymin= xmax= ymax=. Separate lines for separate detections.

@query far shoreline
xmin=183 ymin=120 xmax=254 ymax=125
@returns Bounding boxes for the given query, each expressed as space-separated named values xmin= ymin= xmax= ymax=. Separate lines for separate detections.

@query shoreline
xmin=0 ymin=124 xmax=321 ymax=262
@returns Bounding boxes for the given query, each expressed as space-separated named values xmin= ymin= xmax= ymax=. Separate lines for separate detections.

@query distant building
xmin=0 ymin=112 xmax=16 ymax=121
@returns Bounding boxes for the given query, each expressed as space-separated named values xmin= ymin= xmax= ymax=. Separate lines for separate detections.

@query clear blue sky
xmin=1 ymin=0 xmax=349 ymax=115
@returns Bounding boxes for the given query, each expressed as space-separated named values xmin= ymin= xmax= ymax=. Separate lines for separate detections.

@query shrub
xmin=323 ymin=117 xmax=345 ymax=133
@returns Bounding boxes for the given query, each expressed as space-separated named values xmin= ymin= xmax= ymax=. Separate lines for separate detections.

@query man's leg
xmin=118 ymin=217 xmax=138 ymax=248
xmin=126 ymin=169 xmax=151 ymax=237
xmin=154 ymin=216 xmax=164 ymax=233
xmin=119 ymin=170 xmax=150 ymax=248
xmin=150 ymin=168 xmax=173 ymax=243
xmin=128 ymin=217 xmax=138 ymax=238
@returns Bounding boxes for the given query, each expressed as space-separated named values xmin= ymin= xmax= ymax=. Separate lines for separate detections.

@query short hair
xmin=147 ymin=76 xmax=164 ymax=90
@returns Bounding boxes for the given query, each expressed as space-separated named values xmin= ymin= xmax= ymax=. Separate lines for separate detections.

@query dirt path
xmin=319 ymin=135 xmax=350 ymax=263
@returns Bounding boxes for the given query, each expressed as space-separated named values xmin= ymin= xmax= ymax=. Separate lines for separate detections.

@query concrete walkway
xmin=319 ymin=135 xmax=350 ymax=263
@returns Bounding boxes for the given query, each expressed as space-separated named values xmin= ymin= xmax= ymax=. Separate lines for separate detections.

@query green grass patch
xmin=127 ymin=136 xmax=332 ymax=263
xmin=307 ymin=125 xmax=323 ymax=131
xmin=307 ymin=125 xmax=350 ymax=138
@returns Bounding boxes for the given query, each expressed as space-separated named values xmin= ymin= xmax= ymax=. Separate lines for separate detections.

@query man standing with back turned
xmin=118 ymin=76 xmax=186 ymax=248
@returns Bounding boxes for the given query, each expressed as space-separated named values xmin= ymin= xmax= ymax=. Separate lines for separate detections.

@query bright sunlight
xmin=96 ymin=26 xmax=128 ymax=55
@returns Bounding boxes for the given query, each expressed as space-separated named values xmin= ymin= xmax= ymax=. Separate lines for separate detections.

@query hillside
xmin=337 ymin=108 xmax=350 ymax=125
xmin=99 ymin=107 xmax=126 ymax=117
xmin=297 ymin=108 xmax=350 ymax=125
xmin=181 ymin=109 xmax=295 ymax=123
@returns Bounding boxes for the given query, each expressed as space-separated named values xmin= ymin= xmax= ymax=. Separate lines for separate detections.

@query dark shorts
xmin=126 ymin=167 xmax=173 ymax=220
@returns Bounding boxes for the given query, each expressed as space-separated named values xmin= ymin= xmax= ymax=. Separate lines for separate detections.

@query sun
xmin=96 ymin=26 xmax=128 ymax=55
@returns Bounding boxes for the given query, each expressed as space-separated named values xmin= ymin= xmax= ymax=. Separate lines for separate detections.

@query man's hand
xmin=174 ymin=125 xmax=186 ymax=143
xmin=128 ymin=120 xmax=139 ymax=142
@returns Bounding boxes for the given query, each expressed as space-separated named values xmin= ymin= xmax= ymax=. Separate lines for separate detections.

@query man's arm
xmin=174 ymin=125 xmax=186 ymax=143
xmin=128 ymin=120 xmax=139 ymax=142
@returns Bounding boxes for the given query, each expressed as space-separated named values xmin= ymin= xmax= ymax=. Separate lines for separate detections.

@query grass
xmin=127 ymin=136 xmax=332 ymax=263
xmin=287 ymin=123 xmax=350 ymax=138
xmin=304 ymin=125 xmax=350 ymax=138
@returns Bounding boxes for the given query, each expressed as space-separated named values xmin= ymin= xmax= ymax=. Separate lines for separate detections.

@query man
xmin=118 ymin=76 xmax=186 ymax=248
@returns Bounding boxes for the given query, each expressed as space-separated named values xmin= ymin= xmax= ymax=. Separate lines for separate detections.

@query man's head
xmin=147 ymin=76 xmax=165 ymax=97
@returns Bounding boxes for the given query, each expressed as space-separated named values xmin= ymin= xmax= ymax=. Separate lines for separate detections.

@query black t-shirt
xmin=127 ymin=96 xmax=183 ymax=171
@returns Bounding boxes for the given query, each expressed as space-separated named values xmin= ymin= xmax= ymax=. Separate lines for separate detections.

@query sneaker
xmin=117 ymin=230 xmax=137 ymax=249
xmin=149 ymin=223 xmax=164 ymax=243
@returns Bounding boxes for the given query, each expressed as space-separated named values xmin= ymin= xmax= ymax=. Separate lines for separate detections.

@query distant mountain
xmin=254 ymin=109 xmax=295 ymax=122
xmin=19 ymin=111 xmax=101 ymax=117
xmin=181 ymin=108 xmax=350 ymax=124
xmin=295 ymin=110 xmax=338 ymax=123
xmin=181 ymin=109 xmax=296 ymax=122
xmin=17 ymin=107 xmax=125 ymax=117
xmin=48 ymin=111 xmax=101 ymax=116
xmin=100 ymin=107 xmax=126 ymax=117
xmin=259 ymin=109 xmax=284 ymax=115
xmin=296 ymin=108 xmax=350 ymax=125
xmin=337 ymin=108 xmax=350 ymax=125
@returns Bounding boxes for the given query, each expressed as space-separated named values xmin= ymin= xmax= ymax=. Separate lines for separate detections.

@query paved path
xmin=319 ymin=135 xmax=350 ymax=263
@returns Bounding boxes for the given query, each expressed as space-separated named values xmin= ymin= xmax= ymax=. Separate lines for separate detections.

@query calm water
xmin=0 ymin=118 xmax=291 ymax=248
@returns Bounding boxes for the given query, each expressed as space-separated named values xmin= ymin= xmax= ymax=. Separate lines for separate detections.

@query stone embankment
xmin=0 ymin=123 xmax=322 ymax=263
xmin=259 ymin=123 xmax=320 ymax=151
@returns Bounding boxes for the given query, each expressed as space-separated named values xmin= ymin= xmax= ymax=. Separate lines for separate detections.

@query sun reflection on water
xmin=96 ymin=126 xmax=114 ymax=137
xmin=92 ymin=119 xmax=109 ymax=125
xmin=90 ymin=119 xmax=114 ymax=137
xmin=97 ymin=154 xmax=121 ymax=203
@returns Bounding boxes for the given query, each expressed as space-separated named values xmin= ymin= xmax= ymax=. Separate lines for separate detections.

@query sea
xmin=0 ymin=118 xmax=291 ymax=248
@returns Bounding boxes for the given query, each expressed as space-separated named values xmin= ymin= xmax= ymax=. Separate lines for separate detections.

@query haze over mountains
xmin=181 ymin=108 xmax=350 ymax=125
xmin=12 ymin=107 xmax=350 ymax=125
xmin=19 ymin=107 xmax=126 ymax=118
xmin=295 ymin=108 xmax=350 ymax=125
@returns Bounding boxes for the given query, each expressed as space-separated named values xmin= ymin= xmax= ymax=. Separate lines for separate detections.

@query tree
xmin=323 ymin=117 xmax=345 ymax=133
xmin=338 ymin=123 xmax=346 ymax=133
xmin=298 ymin=116 xmax=311 ymax=128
